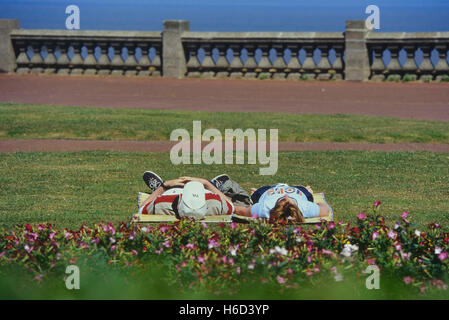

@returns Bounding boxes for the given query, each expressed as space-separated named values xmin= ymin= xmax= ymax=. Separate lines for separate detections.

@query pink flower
xmin=403 ymin=276 xmax=412 ymax=285
xmin=159 ymin=225 xmax=170 ymax=233
xmin=287 ymin=268 xmax=293 ymax=275
xmin=357 ymin=212 xmax=367 ymax=220
xmin=229 ymin=222 xmax=236 ymax=229
xmin=371 ymin=231 xmax=380 ymax=240
xmin=373 ymin=201 xmax=382 ymax=208
xmin=34 ymin=274 xmax=43 ymax=283
xmin=322 ymin=249 xmax=332 ymax=255
xmin=49 ymin=232 xmax=56 ymax=240
xmin=198 ymin=255 xmax=205 ymax=264
xmin=328 ymin=222 xmax=335 ymax=230
xmin=401 ymin=211 xmax=409 ymax=219
xmin=24 ymin=244 xmax=34 ymax=254
xmin=201 ymin=222 xmax=208 ymax=229
xmin=307 ymin=256 xmax=312 ymax=263
xmin=387 ymin=230 xmax=397 ymax=240
xmin=163 ymin=240 xmax=171 ymax=248
xmin=276 ymin=275 xmax=286 ymax=284
xmin=236 ymin=266 xmax=241 ymax=275
xmin=394 ymin=242 xmax=402 ymax=251
xmin=131 ymin=250 xmax=138 ymax=256
xmin=208 ymin=237 xmax=220 ymax=249
xmin=185 ymin=243 xmax=195 ymax=249
xmin=438 ymin=251 xmax=448 ymax=261
xmin=0 ymin=251 xmax=5 ymax=258
xmin=110 ymin=245 xmax=116 ymax=251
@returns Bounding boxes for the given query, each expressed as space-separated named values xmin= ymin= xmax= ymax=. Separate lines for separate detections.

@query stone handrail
xmin=0 ymin=19 xmax=448 ymax=81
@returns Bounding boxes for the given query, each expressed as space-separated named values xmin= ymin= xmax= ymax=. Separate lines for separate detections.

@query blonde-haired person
xmin=234 ymin=183 xmax=330 ymax=222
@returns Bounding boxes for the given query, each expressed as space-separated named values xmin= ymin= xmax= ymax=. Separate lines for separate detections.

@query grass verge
xmin=1 ymin=150 xmax=448 ymax=230
xmin=1 ymin=102 xmax=449 ymax=143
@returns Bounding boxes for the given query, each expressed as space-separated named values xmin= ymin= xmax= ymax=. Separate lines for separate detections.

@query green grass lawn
xmin=1 ymin=102 xmax=449 ymax=143
xmin=1 ymin=151 xmax=448 ymax=230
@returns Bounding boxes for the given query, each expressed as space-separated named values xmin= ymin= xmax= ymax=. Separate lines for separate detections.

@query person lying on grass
xmin=138 ymin=172 xmax=235 ymax=219
xmin=233 ymin=180 xmax=331 ymax=223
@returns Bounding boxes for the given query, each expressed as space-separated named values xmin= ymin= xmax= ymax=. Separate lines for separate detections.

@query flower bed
xmin=0 ymin=205 xmax=448 ymax=299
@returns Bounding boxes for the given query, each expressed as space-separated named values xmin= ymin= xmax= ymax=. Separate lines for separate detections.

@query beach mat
xmin=132 ymin=192 xmax=333 ymax=224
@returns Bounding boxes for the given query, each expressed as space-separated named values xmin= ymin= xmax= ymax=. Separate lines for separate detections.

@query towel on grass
xmin=132 ymin=192 xmax=333 ymax=224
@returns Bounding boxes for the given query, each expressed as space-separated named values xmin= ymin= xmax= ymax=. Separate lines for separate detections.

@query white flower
xmin=141 ymin=227 xmax=148 ymax=233
xmin=415 ymin=230 xmax=421 ymax=237
xmin=435 ymin=247 xmax=442 ymax=255
xmin=340 ymin=243 xmax=358 ymax=257
xmin=270 ymin=246 xmax=288 ymax=256
xmin=334 ymin=273 xmax=344 ymax=282
xmin=109 ymin=237 xmax=116 ymax=244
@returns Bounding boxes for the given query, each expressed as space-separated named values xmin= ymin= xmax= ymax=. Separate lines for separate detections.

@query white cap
xmin=178 ymin=181 xmax=207 ymax=219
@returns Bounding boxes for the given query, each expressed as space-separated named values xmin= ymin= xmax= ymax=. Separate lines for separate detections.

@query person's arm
xmin=234 ymin=205 xmax=252 ymax=217
xmin=139 ymin=178 xmax=185 ymax=209
xmin=318 ymin=202 xmax=331 ymax=217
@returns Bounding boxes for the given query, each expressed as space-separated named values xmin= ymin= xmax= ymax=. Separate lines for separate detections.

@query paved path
xmin=1 ymin=139 xmax=448 ymax=153
xmin=1 ymin=74 xmax=449 ymax=121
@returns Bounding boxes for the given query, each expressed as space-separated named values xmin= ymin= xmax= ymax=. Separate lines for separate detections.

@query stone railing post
xmin=162 ymin=20 xmax=189 ymax=78
xmin=344 ymin=20 xmax=370 ymax=81
xmin=0 ymin=19 xmax=20 ymax=73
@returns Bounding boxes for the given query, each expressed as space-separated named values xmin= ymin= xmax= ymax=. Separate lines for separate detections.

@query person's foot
xmin=211 ymin=174 xmax=230 ymax=189
xmin=143 ymin=171 xmax=164 ymax=192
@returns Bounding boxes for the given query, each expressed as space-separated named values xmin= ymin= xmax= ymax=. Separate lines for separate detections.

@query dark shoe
xmin=211 ymin=174 xmax=230 ymax=189
xmin=143 ymin=171 xmax=164 ymax=192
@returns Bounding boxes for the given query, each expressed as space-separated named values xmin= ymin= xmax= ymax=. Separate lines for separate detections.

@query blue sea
xmin=1 ymin=0 xmax=449 ymax=32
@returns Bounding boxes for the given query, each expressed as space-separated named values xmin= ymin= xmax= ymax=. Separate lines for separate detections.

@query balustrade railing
xmin=11 ymin=30 xmax=162 ymax=76
xmin=367 ymin=32 xmax=449 ymax=81
xmin=181 ymin=32 xmax=345 ymax=80
xmin=1 ymin=19 xmax=448 ymax=82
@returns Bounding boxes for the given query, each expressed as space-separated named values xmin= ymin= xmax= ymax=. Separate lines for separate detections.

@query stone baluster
xmin=136 ymin=42 xmax=150 ymax=76
xmin=56 ymin=41 xmax=70 ymax=75
xmin=402 ymin=45 xmax=418 ymax=75
xmin=15 ymin=40 xmax=30 ymax=74
xmin=29 ymin=41 xmax=44 ymax=74
xmin=286 ymin=44 xmax=301 ymax=80
xmin=83 ymin=41 xmax=97 ymax=75
xmin=151 ymin=43 xmax=162 ymax=77
xmin=317 ymin=44 xmax=331 ymax=80
xmin=42 ymin=41 xmax=57 ymax=74
xmin=272 ymin=44 xmax=286 ymax=79
xmin=215 ymin=44 xmax=229 ymax=78
xmin=243 ymin=44 xmax=258 ymax=79
xmin=385 ymin=45 xmax=402 ymax=80
xmin=331 ymin=44 xmax=344 ymax=80
xmin=418 ymin=45 xmax=434 ymax=81
xmin=370 ymin=45 xmax=386 ymax=80
xmin=97 ymin=42 xmax=111 ymax=75
xmin=69 ymin=41 xmax=84 ymax=75
xmin=200 ymin=43 xmax=215 ymax=78
xmin=229 ymin=44 xmax=243 ymax=78
xmin=185 ymin=43 xmax=200 ymax=77
xmin=301 ymin=45 xmax=316 ymax=79
xmin=435 ymin=44 xmax=449 ymax=81
xmin=124 ymin=42 xmax=138 ymax=76
xmin=110 ymin=42 xmax=124 ymax=76
xmin=257 ymin=44 xmax=272 ymax=78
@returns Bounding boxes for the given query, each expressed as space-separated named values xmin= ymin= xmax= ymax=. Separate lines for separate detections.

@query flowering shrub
xmin=0 ymin=205 xmax=448 ymax=298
